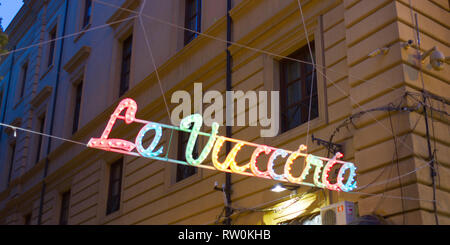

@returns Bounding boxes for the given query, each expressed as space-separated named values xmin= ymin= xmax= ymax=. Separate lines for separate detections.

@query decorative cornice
xmin=29 ymin=85 xmax=52 ymax=108
xmin=3 ymin=117 xmax=22 ymax=136
xmin=63 ymin=46 xmax=91 ymax=73
xmin=106 ymin=0 xmax=141 ymax=29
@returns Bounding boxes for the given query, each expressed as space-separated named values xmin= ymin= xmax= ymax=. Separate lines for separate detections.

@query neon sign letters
xmin=88 ymin=98 xmax=357 ymax=192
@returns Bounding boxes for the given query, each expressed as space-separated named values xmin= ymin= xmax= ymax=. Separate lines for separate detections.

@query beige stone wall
xmin=0 ymin=0 xmax=448 ymax=225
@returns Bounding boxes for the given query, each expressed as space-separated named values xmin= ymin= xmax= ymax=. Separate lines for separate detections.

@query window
xmin=72 ymin=81 xmax=83 ymax=134
xmin=19 ymin=62 xmax=28 ymax=98
xmin=7 ymin=142 xmax=16 ymax=185
xmin=48 ymin=27 xmax=57 ymax=67
xmin=280 ymin=43 xmax=318 ymax=132
xmin=83 ymin=0 xmax=92 ymax=28
xmin=59 ymin=191 xmax=71 ymax=225
xmin=119 ymin=35 xmax=133 ymax=97
xmin=106 ymin=158 xmax=123 ymax=215
xmin=0 ymin=89 xmax=3 ymax=113
xmin=24 ymin=213 xmax=32 ymax=225
xmin=176 ymin=129 xmax=198 ymax=182
xmin=184 ymin=0 xmax=202 ymax=45
xmin=35 ymin=113 xmax=46 ymax=164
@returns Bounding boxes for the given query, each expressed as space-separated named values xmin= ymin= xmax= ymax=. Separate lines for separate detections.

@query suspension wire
xmin=0 ymin=123 xmax=86 ymax=146
xmin=0 ymin=0 xmax=441 ymax=115
xmin=137 ymin=0 xmax=171 ymax=119
xmin=356 ymin=114 xmax=424 ymax=191
xmin=1 ymin=0 xmax=446 ymax=224
xmin=388 ymin=109 xmax=406 ymax=224
xmin=296 ymin=0 xmax=315 ymax=148
xmin=0 ymin=119 xmax=436 ymax=215
xmin=90 ymin=0 xmax=409 ymax=99
xmin=408 ymin=1 xmax=439 ymax=224
xmin=0 ymin=15 xmax=138 ymax=58
xmin=0 ymin=0 xmax=438 ymax=156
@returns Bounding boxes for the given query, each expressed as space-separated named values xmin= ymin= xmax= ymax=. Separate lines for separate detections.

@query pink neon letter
xmin=87 ymin=98 xmax=137 ymax=152
xmin=321 ymin=152 xmax=344 ymax=191
xmin=249 ymin=146 xmax=272 ymax=177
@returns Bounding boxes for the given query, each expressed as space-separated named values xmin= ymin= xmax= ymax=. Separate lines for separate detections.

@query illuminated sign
xmin=88 ymin=99 xmax=357 ymax=192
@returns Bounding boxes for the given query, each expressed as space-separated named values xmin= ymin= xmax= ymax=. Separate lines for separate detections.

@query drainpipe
xmin=37 ymin=0 xmax=69 ymax=225
xmin=1 ymin=45 xmax=16 ymax=186
xmin=224 ymin=0 xmax=233 ymax=225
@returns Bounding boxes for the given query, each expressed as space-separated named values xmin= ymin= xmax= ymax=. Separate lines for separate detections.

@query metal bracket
xmin=311 ymin=134 xmax=343 ymax=155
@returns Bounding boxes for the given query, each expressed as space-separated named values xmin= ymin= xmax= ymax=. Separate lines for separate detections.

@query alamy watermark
xmin=171 ymin=83 xmax=280 ymax=137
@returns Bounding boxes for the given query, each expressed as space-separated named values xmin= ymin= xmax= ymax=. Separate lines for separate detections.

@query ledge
xmin=63 ymin=46 xmax=91 ymax=73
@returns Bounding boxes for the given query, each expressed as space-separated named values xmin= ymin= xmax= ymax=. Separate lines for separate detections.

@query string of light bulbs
xmin=0 ymin=0 xmax=416 ymax=99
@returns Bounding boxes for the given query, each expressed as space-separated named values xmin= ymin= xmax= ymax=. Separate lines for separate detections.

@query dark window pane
xmin=287 ymin=81 xmax=301 ymax=106
xmin=184 ymin=0 xmax=201 ymax=45
xmin=7 ymin=143 xmax=16 ymax=184
xmin=83 ymin=0 xmax=92 ymax=28
xmin=72 ymin=82 xmax=83 ymax=134
xmin=24 ymin=213 xmax=31 ymax=225
xmin=59 ymin=191 xmax=71 ymax=225
xmin=288 ymin=106 xmax=301 ymax=129
xmin=48 ymin=28 xmax=57 ymax=67
xmin=176 ymin=129 xmax=198 ymax=182
xmin=107 ymin=158 xmax=123 ymax=215
xmin=286 ymin=62 xmax=301 ymax=82
xmin=119 ymin=35 xmax=133 ymax=97
xmin=20 ymin=63 xmax=28 ymax=98
xmin=280 ymin=42 xmax=318 ymax=132
xmin=35 ymin=113 xmax=46 ymax=164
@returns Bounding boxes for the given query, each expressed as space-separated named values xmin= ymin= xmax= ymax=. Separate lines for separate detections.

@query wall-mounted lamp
xmin=368 ymin=46 xmax=390 ymax=58
xmin=401 ymin=39 xmax=414 ymax=50
xmin=271 ymin=183 xmax=300 ymax=193
xmin=420 ymin=46 xmax=450 ymax=71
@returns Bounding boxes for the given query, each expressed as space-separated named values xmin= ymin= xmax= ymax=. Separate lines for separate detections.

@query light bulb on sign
xmin=135 ymin=122 xmax=163 ymax=158
xmin=267 ymin=149 xmax=288 ymax=181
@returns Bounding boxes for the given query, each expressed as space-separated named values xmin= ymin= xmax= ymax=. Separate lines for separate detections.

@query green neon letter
xmin=180 ymin=114 xmax=219 ymax=166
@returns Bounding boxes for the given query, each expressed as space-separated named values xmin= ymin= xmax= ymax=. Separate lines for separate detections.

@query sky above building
xmin=0 ymin=0 xmax=24 ymax=30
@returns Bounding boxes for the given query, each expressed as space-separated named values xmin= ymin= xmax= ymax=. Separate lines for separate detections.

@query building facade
xmin=0 ymin=0 xmax=449 ymax=225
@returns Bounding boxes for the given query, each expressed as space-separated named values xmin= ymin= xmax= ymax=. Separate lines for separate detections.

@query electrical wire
xmin=88 ymin=1 xmax=443 ymax=160
xmin=356 ymin=114 xmax=424 ymax=191
xmin=0 ymin=4 xmax=440 ymax=202
xmin=138 ymin=0 xmax=171 ymax=119
xmin=296 ymin=0 xmax=315 ymax=148
xmin=0 ymin=0 xmax=436 ymax=159
xmin=409 ymin=5 xmax=439 ymax=224
xmin=0 ymin=120 xmax=436 ymax=209
xmin=388 ymin=109 xmax=406 ymax=224
xmin=0 ymin=122 xmax=86 ymax=147
xmin=0 ymin=15 xmax=138 ymax=58
xmin=1 ymin=0 xmax=447 ymax=224
xmin=88 ymin=0 xmax=416 ymax=100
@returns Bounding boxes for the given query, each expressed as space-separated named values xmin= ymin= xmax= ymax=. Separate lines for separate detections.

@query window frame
xmin=175 ymin=129 xmax=198 ymax=182
xmin=119 ymin=35 xmax=133 ymax=97
xmin=279 ymin=42 xmax=319 ymax=133
xmin=7 ymin=141 xmax=16 ymax=185
xmin=35 ymin=112 xmax=46 ymax=165
xmin=47 ymin=27 xmax=57 ymax=68
xmin=106 ymin=157 xmax=123 ymax=215
xmin=184 ymin=0 xmax=202 ymax=45
xmin=24 ymin=213 xmax=32 ymax=225
xmin=82 ymin=0 xmax=93 ymax=29
xmin=59 ymin=190 xmax=71 ymax=225
xmin=72 ymin=80 xmax=83 ymax=134
xmin=19 ymin=61 xmax=28 ymax=99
